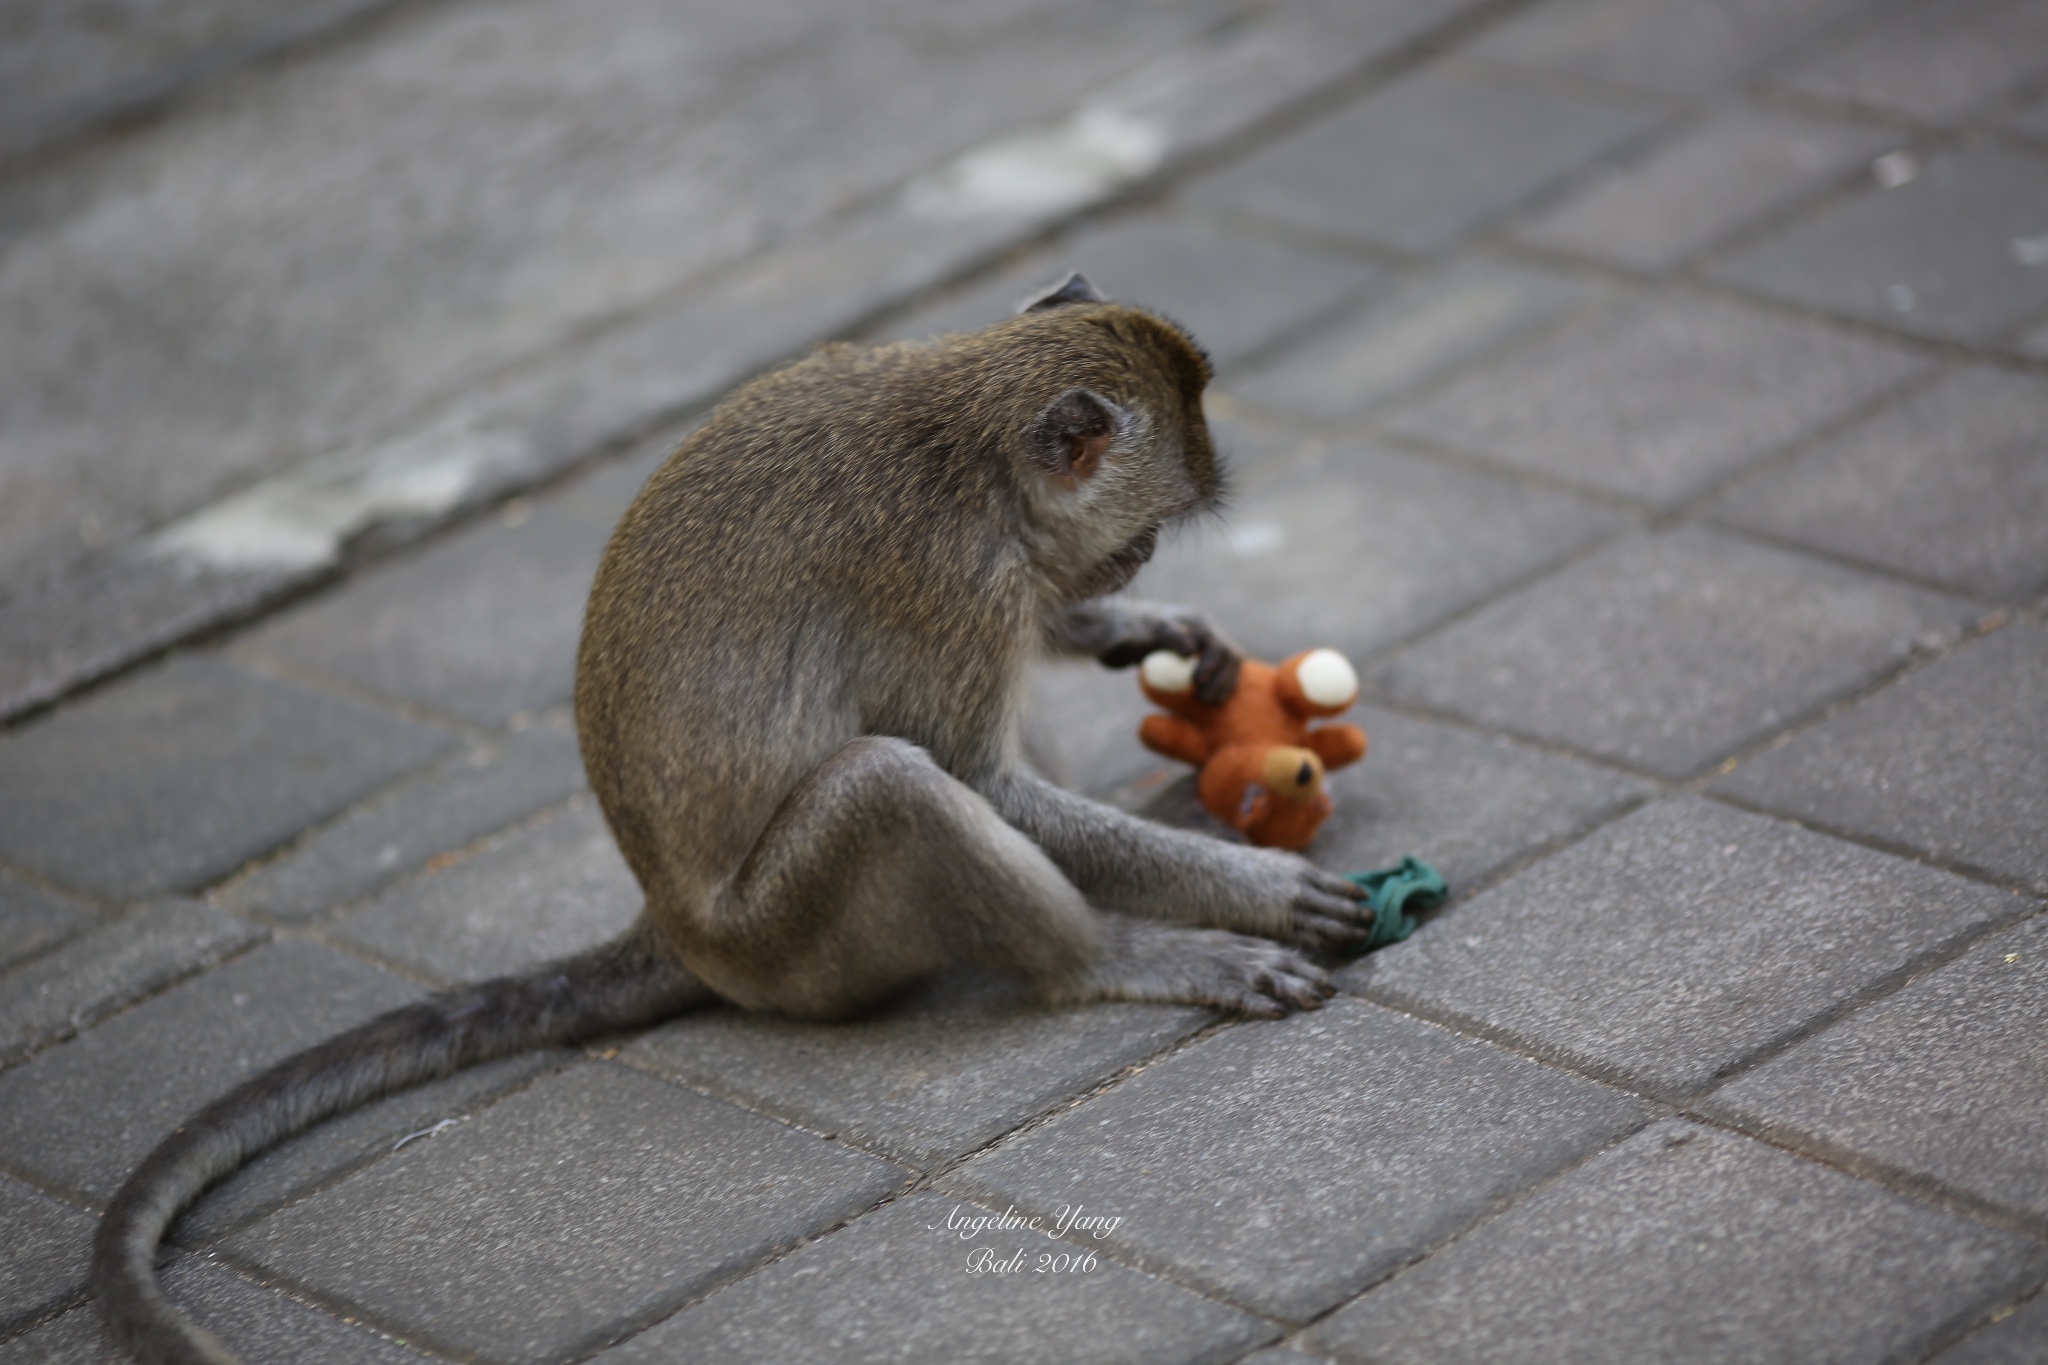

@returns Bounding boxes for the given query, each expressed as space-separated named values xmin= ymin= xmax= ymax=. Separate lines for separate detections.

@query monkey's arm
xmin=1045 ymin=598 xmax=1241 ymax=705
xmin=979 ymin=767 xmax=1374 ymax=954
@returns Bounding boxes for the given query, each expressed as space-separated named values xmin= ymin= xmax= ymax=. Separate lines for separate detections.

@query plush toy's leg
xmin=1197 ymin=752 xmax=1272 ymax=836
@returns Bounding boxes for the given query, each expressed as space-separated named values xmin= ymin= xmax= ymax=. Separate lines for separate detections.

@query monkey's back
xmin=575 ymin=337 xmax=1039 ymax=909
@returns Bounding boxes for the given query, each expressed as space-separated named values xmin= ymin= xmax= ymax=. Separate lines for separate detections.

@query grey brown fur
xmin=93 ymin=277 xmax=1372 ymax=1364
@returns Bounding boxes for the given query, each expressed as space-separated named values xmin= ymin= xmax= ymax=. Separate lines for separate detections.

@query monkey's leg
xmin=982 ymin=768 xmax=1377 ymax=955
xmin=678 ymin=737 xmax=1328 ymax=1018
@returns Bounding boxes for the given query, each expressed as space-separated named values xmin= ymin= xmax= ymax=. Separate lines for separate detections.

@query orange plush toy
xmin=1137 ymin=648 xmax=1368 ymax=851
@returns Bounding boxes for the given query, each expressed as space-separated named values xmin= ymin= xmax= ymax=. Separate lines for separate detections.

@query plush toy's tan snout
xmin=1262 ymin=745 xmax=1325 ymax=799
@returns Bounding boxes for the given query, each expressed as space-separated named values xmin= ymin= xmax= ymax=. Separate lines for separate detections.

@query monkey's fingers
xmin=1248 ymin=961 xmax=1337 ymax=1013
xmin=1321 ymin=865 xmax=1375 ymax=897
xmin=1294 ymin=871 xmax=1376 ymax=925
xmin=1214 ymin=938 xmax=1332 ymax=1015
xmin=1096 ymin=617 xmax=1204 ymax=669
xmin=1153 ymin=618 xmax=1207 ymax=659
xmin=1288 ymin=909 xmax=1376 ymax=954
xmin=1096 ymin=640 xmax=1157 ymax=668
xmin=1192 ymin=645 xmax=1243 ymax=706
xmin=1300 ymin=867 xmax=1373 ymax=907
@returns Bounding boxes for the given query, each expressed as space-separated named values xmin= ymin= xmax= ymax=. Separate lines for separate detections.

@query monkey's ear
xmin=1019 ymin=271 xmax=1107 ymax=313
xmin=1029 ymin=387 xmax=1121 ymax=482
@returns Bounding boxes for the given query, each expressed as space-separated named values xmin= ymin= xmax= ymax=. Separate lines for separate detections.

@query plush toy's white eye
xmin=1141 ymin=650 xmax=1198 ymax=693
xmin=1297 ymin=648 xmax=1357 ymax=707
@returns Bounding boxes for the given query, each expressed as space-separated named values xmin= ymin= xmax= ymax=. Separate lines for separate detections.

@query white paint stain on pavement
xmin=905 ymin=107 xmax=1165 ymax=219
xmin=149 ymin=421 xmax=529 ymax=573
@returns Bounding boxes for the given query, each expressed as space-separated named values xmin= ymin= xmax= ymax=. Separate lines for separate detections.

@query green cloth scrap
xmin=1347 ymin=857 xmax=1447 ymax=951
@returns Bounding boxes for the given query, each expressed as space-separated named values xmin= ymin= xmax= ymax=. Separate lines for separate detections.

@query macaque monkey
xmin=96 ymin=273 xmax=1373 ymax=1364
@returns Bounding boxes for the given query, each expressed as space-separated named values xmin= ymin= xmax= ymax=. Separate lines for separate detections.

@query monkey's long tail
xmin=92 ymin=925 xmax=712 ymax=1365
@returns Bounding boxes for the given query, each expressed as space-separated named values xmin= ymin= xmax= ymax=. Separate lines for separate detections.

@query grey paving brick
xmin=946 ymin=998 xmax=1645 ymax=1321
xmin=178 ymin=1050 xmax=568 ymax=1243
xmin=0 ymin=549 xmax=299 ymax=731
xmin=1711 ymin=143 xmax=2048 ymax=345
xmin=878 ymin=216 xmax=1380 ymax=368
xmin=226 ymin=1063 xmax=904 ymax=1365
xmin=1715 ymin=624 xmax=2048 ymax=890
xmin=2008 ymin=89 xmax=2048 ymax=143
xmin=240 ymin=472 xmax=632 ymax=726
xmin=1515 ymin=105 xmax=1898 ymax=271
xmin=0 ymin=872 xmax=99 ymax=975
xmin=218 ymin=722 xmax=587 ymax=922
xmin=598 ymin=1192 xmax=1274 ymax=1365
xmin=625 ymin=970 xmax=1208 ymax=1172
xmin=1707 ymin=913 xmax=2048 ymax=1218
xmin=329 ymin=798 xmax=641 ymax=986
xmin=1707 ymin=367 xmax=2048 ymax=601
xmin=1136 ymin=433 xmax=1624 ymax=667
xmin=0 ymin=1259 xmax=432 ymax=1365
xmin=1240 ymin=1350 xmax=1334 ymax=1365
xmin=1315 ymin=705 xmax=1655 ymax=893
xmin=1935 ymin=1290 xmax=2048 ymax=1365
xmin=0 ymin=0 xmax=392 ymax=161
xmin=1359 ymin=797 xmax=2027 ymax=1096
xmin=0 ymin=0 xmax=1225 ymax=593
xmin=1020 ymin=659 xmax=1169 ymax=803
xmin=1234 ymin=255 xmax=1593 ymax=422
xmin=1465 ymin=0 xmax=1877 ymax=96
xmin=0 ymin=0 xmax=1423 ymax=725
xmin=1303 ymin=1120 xmax=2048 ymax=1365
xmin=1375 ymin=527 xmax=1976 ymax=777
xmin=0 ymin=656 xmax=450 ymax=902
xmin=0 ymin=1175 xmax=94 ymax=1330
xmin=1187 ymin=64 xmax=1664 ymax=254
xmin=0 ymin=939 xmax=420 ymax=1205
xmin=1382 ymin=291 xmax=1927 ymax=508
xmin=0 ymin=898 xmax=264 ymax=1066
xmin=1772 ymin=0 xmax=2048 ymax=125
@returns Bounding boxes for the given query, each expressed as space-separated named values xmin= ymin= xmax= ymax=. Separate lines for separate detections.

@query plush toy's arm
xmin=1139 ymin=714 xmax=1213 ymax=767
xmin=1276 ymin=649 xmax=1360 ymax=719
xmin=1306 ymin=724 xmax=1368 ymax=772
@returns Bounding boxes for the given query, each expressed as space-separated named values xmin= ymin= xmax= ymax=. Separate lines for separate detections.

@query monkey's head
xmin=994 ymin=273 xmax=1222 ymax=603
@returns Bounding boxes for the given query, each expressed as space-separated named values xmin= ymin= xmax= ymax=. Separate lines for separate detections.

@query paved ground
xmin=3 ymin=0 xmax=2047 ymax=1361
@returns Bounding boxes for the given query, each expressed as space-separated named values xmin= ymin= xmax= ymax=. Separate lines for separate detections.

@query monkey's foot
xmin=1054 ymin=918 xmax=1334 ymax=1019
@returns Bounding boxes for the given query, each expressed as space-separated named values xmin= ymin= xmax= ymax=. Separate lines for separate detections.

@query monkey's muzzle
xmin=1077 ymin=525 xmax=1160 ymax=599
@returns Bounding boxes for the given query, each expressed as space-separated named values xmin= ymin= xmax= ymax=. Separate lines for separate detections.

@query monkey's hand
xmin=1049 ymin=917 xmax=1333 ymax=1018
xmin=1199 ymin=844 xmax=1380 ymax=955
xmin=1047 ymin=598 xmax=1242 ymax=705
